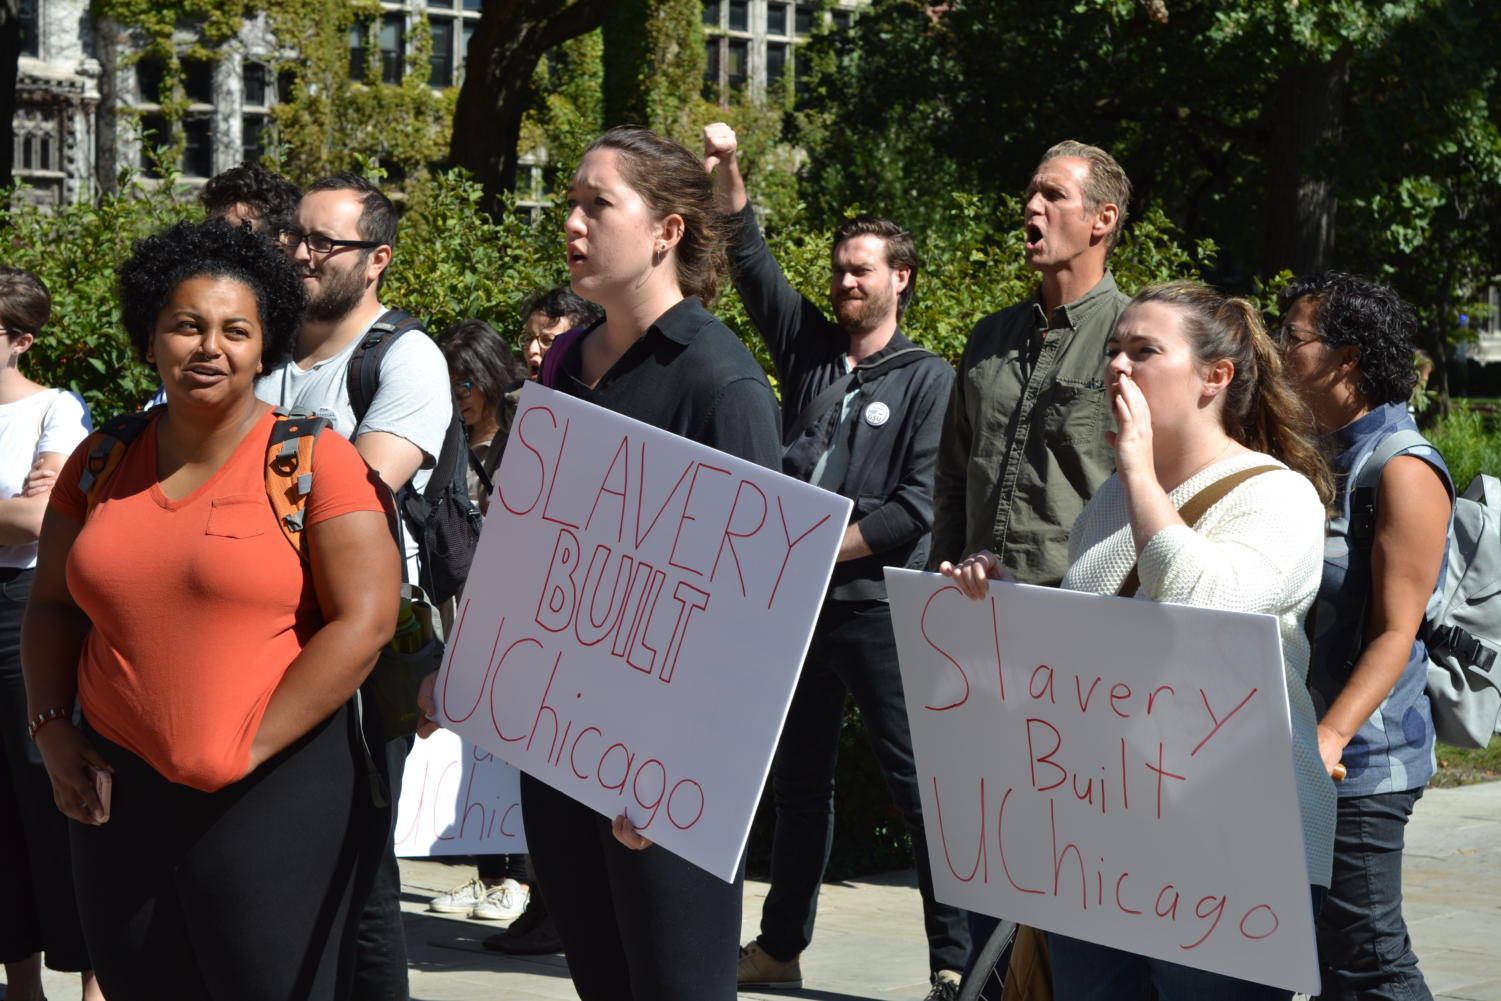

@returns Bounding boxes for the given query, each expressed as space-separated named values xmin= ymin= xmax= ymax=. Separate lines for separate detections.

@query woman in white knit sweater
xmin=945 ymin=281 xmax=1335 ymax=1000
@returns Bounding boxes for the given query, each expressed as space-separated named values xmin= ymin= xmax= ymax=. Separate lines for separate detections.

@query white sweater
xmin=1061 ymin=451 xmax=1335 ymax=888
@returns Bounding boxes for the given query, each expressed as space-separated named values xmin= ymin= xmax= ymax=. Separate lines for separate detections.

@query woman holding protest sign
xmin=1280 ymin=273 xmax=1450 ymax=1001
xmin=945 ymin=281 xmax=1335 ymax=1000
xmin=523 ymin=125 xmax=781 ymax=1000
xmin=21 ymin=219 xmax=400 ymax=1001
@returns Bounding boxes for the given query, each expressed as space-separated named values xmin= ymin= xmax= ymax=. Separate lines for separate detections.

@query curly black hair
xmin=1278 ymin=271 xmax=1418 ymax=407
xmin=117 ymin=219 xmax=306 ymax=374
xmin=200 ymin=163 xmax=302 ymax=236
xmin=521 ymin=285 xmax=602 ymax=330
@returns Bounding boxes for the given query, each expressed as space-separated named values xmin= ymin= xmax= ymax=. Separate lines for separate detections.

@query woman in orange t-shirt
xmin=21 ymin=220 xmax=401 ymax=1001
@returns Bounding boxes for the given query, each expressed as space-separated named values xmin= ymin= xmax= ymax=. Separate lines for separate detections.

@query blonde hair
xmin=1131 ymin=280 xmax=1333 ymax=506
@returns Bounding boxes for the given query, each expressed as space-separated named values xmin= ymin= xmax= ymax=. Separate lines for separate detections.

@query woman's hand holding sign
xmin=939 ymin=550 xmax=1015 ymax=601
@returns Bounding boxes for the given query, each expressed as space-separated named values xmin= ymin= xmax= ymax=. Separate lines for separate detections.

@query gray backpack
xmin=1355 ymin=430 xmax=1501 ymax=748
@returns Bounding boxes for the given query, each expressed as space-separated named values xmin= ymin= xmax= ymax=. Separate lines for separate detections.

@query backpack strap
xmin=539 ymin=326 xmax=588 ymax=389
xmin=782 ymin=347 xmax=935 ymax=448
xmin=79 ymin=406 xmax=330 ymax=566
xmin=1347 ymin=428 xmax=1430 ymax=544
xmin=1116 ymin=465 xmax=1283 ymax=597
xmin=347 ymin=309 xmax=426 ymax=426
xmin=468 ymin=447 xmax=495 ymax=497
xmin=79 ymin=410 xmax=158 ymax=518
xmin=265 ymin=406 xmax=330 ymax=563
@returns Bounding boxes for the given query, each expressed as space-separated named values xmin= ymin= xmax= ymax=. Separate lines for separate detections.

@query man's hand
xmin=703 ymin=122 xmax=738 ymax=174
xmin=703 ymin=122 xmax=749 ymax=213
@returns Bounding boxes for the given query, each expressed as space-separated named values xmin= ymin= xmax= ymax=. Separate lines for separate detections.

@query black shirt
xmin=554 ymin=296 xmax=782 ymax=472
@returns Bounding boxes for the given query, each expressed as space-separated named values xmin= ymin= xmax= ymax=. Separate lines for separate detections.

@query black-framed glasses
xmin=452 ymin=381 xmax=475 ymax=399
xmin=276 ymin=229 xmax=381 ymax=256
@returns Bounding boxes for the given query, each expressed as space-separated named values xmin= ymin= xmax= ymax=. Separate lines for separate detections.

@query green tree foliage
xmin=267 ymin=0 xmax=457 ymax=183
xmin=791 ymin=0 xmax=1500 ymax=407
xmin=601 ymin=0 xmax=703 ymax=133
xmin=1 ymin=160 xmax=1204 ymax=420
xmin=519 ymin=28 xmax=605 ymax=192
xmin=1 ymin=174 xmax=194 ymax=420
xmin=448 ymin=0 xmax=618 ymax=219
xmin=1426 ymin=404 xmax=1501 ymax=493
xmin=95 ymin=0 xmax=264 ymax=168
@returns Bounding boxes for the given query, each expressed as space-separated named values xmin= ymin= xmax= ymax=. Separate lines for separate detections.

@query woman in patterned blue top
xmin=1280 ymin=273 xmax=1453 ymax=1001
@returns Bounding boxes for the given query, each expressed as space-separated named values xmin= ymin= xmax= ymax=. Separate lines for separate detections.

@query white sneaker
xmin=472 ymin=878 xmax=529 ymax=921
xmin=428 ymin=876 xmax=488 ymax=914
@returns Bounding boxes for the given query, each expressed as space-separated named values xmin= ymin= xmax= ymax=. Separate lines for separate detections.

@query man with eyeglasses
xmin=258 ymin=172 xmax=451 ymax=1001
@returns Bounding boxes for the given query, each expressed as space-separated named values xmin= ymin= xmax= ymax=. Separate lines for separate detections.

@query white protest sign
xmin=886 ymin=568 xmax=1318 ymax=993
xmin=395 ymin=730 xmax=526 ymax=857
xmin=435 ymin=381 xmax=851 ymax=881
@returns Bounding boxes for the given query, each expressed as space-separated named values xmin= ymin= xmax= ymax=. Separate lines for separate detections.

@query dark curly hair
xmin=117 ymin=219 xmax=306 ymax=374
xmin=200 ymin=163 xmax=302 ymax=236
xmin=521 ymin=285 xmax=602 ymax=330
xmin=1278 ymin=272 xmax=1418 ymax=407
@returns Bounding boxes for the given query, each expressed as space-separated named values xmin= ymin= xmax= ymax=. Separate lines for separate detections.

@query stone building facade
xmin=702 ymin=0 xmax=866 ymax=102
xmin=14 ymin=0 xmax=99 ymax=207
xmin=13 ymin=0 xmax=863 ymax=207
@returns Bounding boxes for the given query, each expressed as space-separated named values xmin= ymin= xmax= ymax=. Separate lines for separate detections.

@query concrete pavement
xmin=21 ymin=780 xmax=1501 ymax=1000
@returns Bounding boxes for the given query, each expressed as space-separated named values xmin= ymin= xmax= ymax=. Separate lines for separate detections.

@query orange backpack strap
xmin=79 ymin=409 xmax=158 ymax=519
xmin=265 ymin=406 xmax=330 ymax=563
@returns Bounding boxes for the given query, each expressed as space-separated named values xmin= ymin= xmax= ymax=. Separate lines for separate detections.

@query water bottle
xmin=392 ymin=598 xmax=426 ymax=653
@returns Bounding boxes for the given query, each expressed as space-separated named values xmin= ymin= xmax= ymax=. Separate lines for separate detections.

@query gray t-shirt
xmin=255 ymin=308 xmax=453 ymax=574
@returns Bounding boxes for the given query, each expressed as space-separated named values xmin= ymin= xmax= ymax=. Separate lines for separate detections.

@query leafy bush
xmin=2 ymin=175 xmax=191 ymax=421
xmin=1426 ymin=403 xmax=1501 ymax=491
xmin=4 ymin=166 xmax=1209 ymax=421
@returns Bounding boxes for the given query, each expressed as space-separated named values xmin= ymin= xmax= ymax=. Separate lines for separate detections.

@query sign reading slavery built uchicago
xmin=434 ymin=382 xmax=850 ymax=881
xmin=886 ymin=569 xmax=1320 ymax=994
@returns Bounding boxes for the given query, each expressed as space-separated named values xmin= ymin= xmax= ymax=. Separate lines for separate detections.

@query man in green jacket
xmin=928 ymin=140 xmax=1132 ymax=993
xmin=930 ymin=141 xmax=1132 ymax=587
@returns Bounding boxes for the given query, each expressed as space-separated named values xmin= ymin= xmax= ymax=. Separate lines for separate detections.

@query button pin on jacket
xmin=864 ymin=402 xmax=890 ymax=427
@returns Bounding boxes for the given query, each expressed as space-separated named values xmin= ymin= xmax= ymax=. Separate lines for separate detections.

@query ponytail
xmin=1132 ymin=281 xmax=1333 ymax=507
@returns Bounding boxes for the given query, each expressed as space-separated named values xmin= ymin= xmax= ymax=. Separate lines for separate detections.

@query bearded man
xmin=258 ymin=173 xmax=452 ymax=1001
xmin=703 ymin=123 xmax=966 ymax=1001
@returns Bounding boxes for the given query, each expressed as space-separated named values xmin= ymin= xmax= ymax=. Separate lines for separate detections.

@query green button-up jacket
xmin=929 ymin=272 xmax=1129 ymax=586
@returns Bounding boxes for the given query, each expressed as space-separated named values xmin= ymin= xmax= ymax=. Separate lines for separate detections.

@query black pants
xmin=476 ymin=853 xmax=530 ymax=882
xmin=0 ymin=567 xmax=89 ymax=971
xmin=521 ymin=772 xmax=743 ymax=1001
xmin=71 ymin=705 xmax=368 ymax=1001
xmin=757 ymin=598 xmax=970 ymax=973
xmin=350 ymin=726 xmax=413 ymax=1001
xmin=1315 ymin=788 xmax=1431 ymax=1001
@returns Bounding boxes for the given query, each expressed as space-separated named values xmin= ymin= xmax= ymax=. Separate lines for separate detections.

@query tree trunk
xmin=1261 ymin=52 xmax=1350 ymax=278
xmin=449 ymin=0 xmax=619 ymax=220
xmin=0 ymin=0 xmax=21 ymax=191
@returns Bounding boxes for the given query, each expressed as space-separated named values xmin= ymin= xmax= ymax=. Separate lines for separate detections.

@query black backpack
xmin=347 ymin=309 xmax=484 ymax=605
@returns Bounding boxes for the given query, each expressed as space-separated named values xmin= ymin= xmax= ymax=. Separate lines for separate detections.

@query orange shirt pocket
xmin=205 ymin=495 xmax=269 ymax=539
